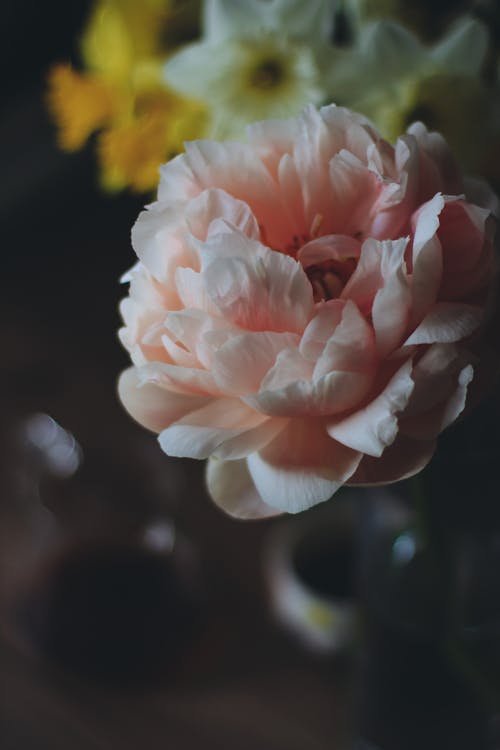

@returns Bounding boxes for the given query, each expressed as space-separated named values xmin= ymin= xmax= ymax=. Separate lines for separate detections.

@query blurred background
xmin=1 ymin=1 xmax=500 ymax=749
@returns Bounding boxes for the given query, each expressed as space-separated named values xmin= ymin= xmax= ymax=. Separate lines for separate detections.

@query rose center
xmin=305 ymin=257 xmax=357 ymax=302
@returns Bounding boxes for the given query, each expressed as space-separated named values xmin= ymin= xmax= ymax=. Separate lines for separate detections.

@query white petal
xmin=164 ymin=41 xmax=227 ymax=98
xmin=431 ymin=16 xmax=489 ymax=76
xmin=203 ymin=0 xmax=264 ymax=42
xmin=359 ymin=20 xmax=424 ymax=80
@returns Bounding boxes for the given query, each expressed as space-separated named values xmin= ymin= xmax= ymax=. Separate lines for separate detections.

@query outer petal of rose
xmin=407 ymin=122 xmax=463 ymax=200
xmin=320 ymin=105 xmax=380 ymax=166
xmin=197 ymin=229 xmax=265 ymax=269
xmin=410 ymin=193 xmax=444 ymax=324
xmin=401 ymin=343 xmax=470 ymax=419
xmin=438 ymin=200 xmax=491 ymax=274
xmin=246 ymin=419 xmax=362 ymax=513
xmin=206 ymin=457 xmax=281 ymax=519
xmin=404 ymin=303 xmax=482 ymax=346
xmin=370 ymin=135 xmax=419 ymax=239
xmin=246 ymin=368 xmax=373 ymax=418
xmin=203 ymin=244 xmax=313 ymax=334
xmin=131 ymin=201 xmax=195 ymax=284
xmin=292 ymin=107 xmax=377 ymax=232
xmin=327 ymin=358 xmax=415 ymax=456
xmin=211 ymin=331 xmax=300 ymax=395
xmin=158 ymin=398 xmax=286 ymax=460
xmin=182 ymin=140 xmax=292 ymax=248
xmin=118 ymin=367 xmax=211 ymax=433
xmin=137 ymin=361 xmax=219 ymax=396
xmin=464 ymin=177 xmax=500 ymax=217
xmin=184 ymin=187 xmax=260 ymax=242
xmin=158 ymin=153 xmax=202 ymax=203
xmin=313 ymin=300 xmax=376 ymax=378
xmin=400 ymin=364 xmax=473 ymax=440
xmin=348 ymin=435 xmax=436 ymax=485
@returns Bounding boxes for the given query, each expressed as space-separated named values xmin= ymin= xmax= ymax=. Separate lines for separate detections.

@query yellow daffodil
xmin=47 ymin=0 xmax=206 ymax=192
xmin=81 ymin=0 xmax=169 ymax=82
xmin=46 ymin=65 xmax=120 ymax=151
xmin=334 ymin=16 xmax=500 ymax=179
xmin=98 ymin=94 xmax=207 ymax=192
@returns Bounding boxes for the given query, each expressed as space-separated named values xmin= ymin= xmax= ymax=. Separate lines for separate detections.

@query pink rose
xmin=118 ymin=105 xmax=497 ymax=518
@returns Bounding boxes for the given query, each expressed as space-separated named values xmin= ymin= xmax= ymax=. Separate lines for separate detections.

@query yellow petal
xmin=46 ymin=64 xmax=119 ymax=150
xmin=81 ymin=0 xmax=170 ymax=80
xmin=97 ymin=94 xmax=208 ymax=193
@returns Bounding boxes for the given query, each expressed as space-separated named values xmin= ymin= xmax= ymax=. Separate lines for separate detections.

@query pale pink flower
xmin=118 ymin=105 xmax=497 ymax=518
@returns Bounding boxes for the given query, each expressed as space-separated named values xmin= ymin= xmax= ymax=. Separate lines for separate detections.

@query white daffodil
xmin=332 ymin=15 xmax=500 ymax=176
xmin=163 ymin=0 xmax=340 ymax=139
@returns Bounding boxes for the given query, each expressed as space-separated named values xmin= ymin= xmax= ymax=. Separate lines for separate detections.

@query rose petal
xmin=372 ymin=238 xmax=412 ymax=356
xmin=404 ymin=303 xmax=482 ymax=345
xmin=401 ymin=364 xmax=473 ymax=439
xmin=327 ymin=358 xmax=415 ymax=456
xmin=118 ymin=367 xmax=210 ymax=433
xmin=246 ymin=419 xmax=362 ymax=512
xmin=205 ymin=457 xmax=280 ymax=519
xmin=410 ymin=193 xmax=444 ymax=323
xmin=348 ymin=435 xmax=436 ymax=485
xmin=159 ymin=398 xmax=285 ymax=459
xmin=185 ymin=188 xmax=260 ymax=241
xmin=212 ymin=331 xmax=300 ymax=395
xmin=204 ymin=241 xmax=313 ymax=334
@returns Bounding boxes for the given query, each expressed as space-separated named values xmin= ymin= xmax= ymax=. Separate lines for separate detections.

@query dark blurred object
xmin=0 ymin=413 xmax=201 ymax=682
xmin=14 ymin=532 xmax=201 ymax=681
xmin=265 ymin=496 xmax=360 ymax=654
